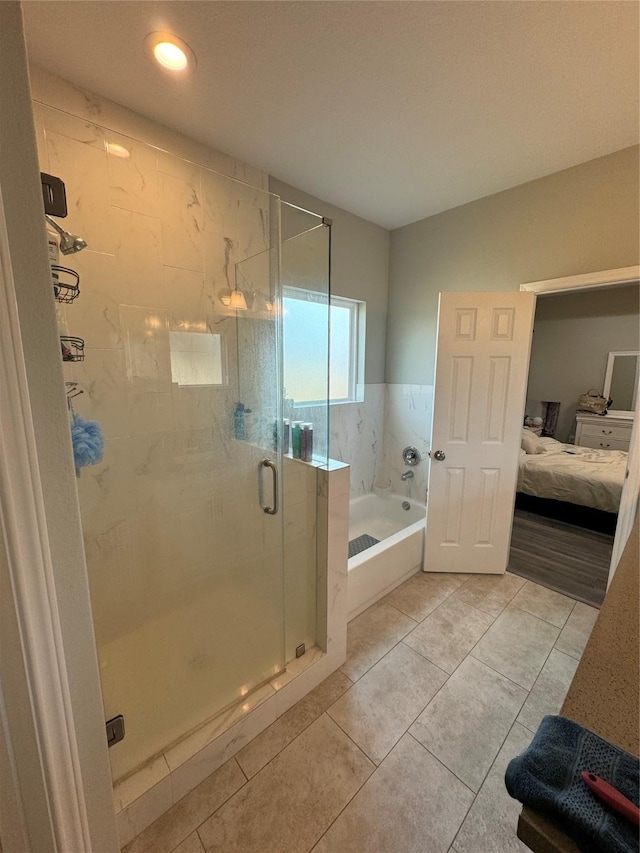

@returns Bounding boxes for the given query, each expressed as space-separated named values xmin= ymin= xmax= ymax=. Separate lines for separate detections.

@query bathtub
xmin=347 ymin=492 xmax=425 ymax=620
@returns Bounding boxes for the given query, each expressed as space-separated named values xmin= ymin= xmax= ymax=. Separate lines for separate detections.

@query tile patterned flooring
xmin=123 ymin=571 xmax=598 ymax=853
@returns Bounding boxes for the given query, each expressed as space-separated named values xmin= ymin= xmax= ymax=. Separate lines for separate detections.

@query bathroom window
xmin=169 ymin=331 xmax=225 ymax=386
xmin=283 ymin=288 xmax=364 ymax=405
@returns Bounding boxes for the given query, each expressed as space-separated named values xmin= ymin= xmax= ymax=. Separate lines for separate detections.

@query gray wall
xmin=527 ymin=285 xmax=639 ymax=442
xmin=386 ymin=146 xmax=640 ymax=384
xmin=269 ymin=178 xmax=390 ymax=384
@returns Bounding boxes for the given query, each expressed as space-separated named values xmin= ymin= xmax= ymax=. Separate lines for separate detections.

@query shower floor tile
xmin=123 ymin=572 xmax=594 ymax=853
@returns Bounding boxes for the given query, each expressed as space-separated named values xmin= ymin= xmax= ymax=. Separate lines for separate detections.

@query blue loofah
xmin=71 ymin=413 xmax=104 ymax=469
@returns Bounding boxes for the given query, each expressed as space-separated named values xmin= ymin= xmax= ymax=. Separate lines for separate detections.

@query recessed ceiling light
xmin=145 ymin=32 xmax=195 ymax=73
xmin=106 ymin=142 xmax=130 ymax=158
xmin=154 ymin=41 xmax=187 ymax=71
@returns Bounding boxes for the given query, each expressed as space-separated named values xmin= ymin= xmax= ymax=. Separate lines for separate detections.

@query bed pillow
xmin=521 ymin=428 xmax=546 ymax=455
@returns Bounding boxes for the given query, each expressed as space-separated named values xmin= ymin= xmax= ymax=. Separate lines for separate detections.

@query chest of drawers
xmin=575 ymin=413 xmax=633 ymax=451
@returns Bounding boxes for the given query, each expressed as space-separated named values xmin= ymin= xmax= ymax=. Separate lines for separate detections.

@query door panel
xmin=449 ymin=357 xmax=473 ymax=441
xmin=444 ymin=468 xmax=465 ymax=543
xmin=424 ymin=291 xmax=535 ymax=574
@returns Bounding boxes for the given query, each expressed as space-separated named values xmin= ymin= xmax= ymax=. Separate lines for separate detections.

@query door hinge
xmin=106 ymin=715 xmax=125 ymax=748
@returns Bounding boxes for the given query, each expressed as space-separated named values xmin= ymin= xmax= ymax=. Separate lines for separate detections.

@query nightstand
xmin=575 ymin=413 xmax=633 ymax=451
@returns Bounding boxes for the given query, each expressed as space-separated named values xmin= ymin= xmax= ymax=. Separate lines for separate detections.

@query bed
xmin=517 ymin=437 xmax=628 ymax=514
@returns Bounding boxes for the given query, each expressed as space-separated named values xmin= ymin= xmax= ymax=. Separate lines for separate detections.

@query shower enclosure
xmin=33 ymin=100 xmax=330 ymax=782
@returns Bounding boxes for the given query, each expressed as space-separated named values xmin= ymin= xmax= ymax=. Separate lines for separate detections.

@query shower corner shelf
xmin=52 ymin=265 xmax=81 ymax=304
xmin=60 ymin=336 xmax=85 ymax=362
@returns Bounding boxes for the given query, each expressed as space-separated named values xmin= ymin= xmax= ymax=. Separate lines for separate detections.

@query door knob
xmin=432 ymin=450 xmax=446 ymax=461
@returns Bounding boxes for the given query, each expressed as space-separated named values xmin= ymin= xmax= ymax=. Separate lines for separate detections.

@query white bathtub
xmin=347 ymin=493 xmax=425 ymax=620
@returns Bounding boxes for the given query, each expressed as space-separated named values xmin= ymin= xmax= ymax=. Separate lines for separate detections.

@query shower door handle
xmin=260 ymin=459 xmax=279 ymax=515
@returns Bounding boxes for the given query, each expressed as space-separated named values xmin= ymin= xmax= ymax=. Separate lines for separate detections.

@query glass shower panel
xmin=279 ymin=217 xmax=331 ymax=661
xmin=34 ymin=102 xmax=286 ymax=782
xmin=235 ymin=214 xmax=331 ymax=664
xmin=281 ymin=218 xmax=331 ymax=462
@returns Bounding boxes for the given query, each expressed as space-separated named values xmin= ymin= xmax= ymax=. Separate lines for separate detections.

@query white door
xmin=424 ymin=291 xmax=536 ymax=574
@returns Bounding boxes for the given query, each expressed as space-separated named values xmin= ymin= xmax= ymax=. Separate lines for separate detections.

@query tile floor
xmin=123 ymin=571 xmax=598 ymax=853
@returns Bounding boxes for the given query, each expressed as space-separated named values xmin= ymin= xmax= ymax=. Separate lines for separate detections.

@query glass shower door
xmin=111 ymin=192 xmax=284 ymax=782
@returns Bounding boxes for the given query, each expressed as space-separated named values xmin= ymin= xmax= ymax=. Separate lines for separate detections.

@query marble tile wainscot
xmin=329 ymin=384 xmax=386 ymax=498
xmin=381 ymin=384 xmax=434 ymax=499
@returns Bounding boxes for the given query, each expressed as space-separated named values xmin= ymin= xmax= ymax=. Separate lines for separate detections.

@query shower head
xmin=45 ymin=214 xmax=88 ymax=255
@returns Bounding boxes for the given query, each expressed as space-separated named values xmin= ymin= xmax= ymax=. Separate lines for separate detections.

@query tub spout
xmin=401 ymin=470 xmax=414 ymax=481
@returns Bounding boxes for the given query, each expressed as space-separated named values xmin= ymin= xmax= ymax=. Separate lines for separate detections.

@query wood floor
xmin=508 ymin=509 xmax=613 ymax=608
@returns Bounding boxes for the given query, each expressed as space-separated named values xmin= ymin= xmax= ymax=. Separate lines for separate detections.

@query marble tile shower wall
xmin=299 ymin=384 xmax=434 ymax=503
xmin=380 ymin=384 xmax=434 ymax=504
xmin=32 ymin=101 xmax=287 ymax=781
xmin=329 ymin=384 xmax=386 ymax=497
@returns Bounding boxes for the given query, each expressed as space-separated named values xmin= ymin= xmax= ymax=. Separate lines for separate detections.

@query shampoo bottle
xmin=291 ymin=421 xmax=302 ymax=459
xmin=302 ymin=423 xmax=313 ymax=462
xmin=300 ymin=423 xmax=307 ymax=461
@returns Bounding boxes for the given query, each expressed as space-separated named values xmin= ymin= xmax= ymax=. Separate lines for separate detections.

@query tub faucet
xmin=401 ymin=470 xmax=414 ymax=481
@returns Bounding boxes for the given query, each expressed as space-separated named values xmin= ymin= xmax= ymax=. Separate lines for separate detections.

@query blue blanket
xmin=505 ymin=715 xmax=639 ymax=853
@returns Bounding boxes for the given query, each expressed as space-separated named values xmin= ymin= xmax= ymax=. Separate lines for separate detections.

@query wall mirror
xmin=604 ymin=351 xmax=640 ymax=415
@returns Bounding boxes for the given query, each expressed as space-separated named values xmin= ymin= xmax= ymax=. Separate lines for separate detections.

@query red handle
xmin=581 ymin=771 xmax=640 ymax=826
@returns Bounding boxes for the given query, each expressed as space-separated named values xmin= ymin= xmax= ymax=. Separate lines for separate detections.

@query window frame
xmin=282 ymin=286 xmax=364 ymax=407
xmin=328 ymin=294 xmax=360 ymax=405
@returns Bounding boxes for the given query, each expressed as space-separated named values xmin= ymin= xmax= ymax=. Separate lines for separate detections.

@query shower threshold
xmin=114 ymin=646 xmax=325 ymax=834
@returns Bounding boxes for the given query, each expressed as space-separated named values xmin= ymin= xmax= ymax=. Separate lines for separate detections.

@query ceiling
xmin=22 ymin=1 xmax=639 ymax=229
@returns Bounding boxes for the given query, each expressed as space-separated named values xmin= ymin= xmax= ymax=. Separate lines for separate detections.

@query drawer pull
xmin=602 ymin=430 xmax=613 ymax=435
xmin=599 ymin=443 xmax=611 ymax=448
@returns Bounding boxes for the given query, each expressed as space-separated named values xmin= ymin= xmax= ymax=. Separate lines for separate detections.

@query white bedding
xmin=517 ymin=437 xmax=627 ymax=513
